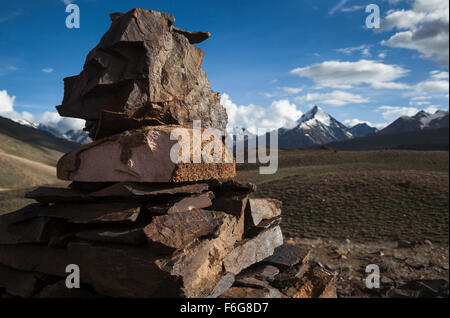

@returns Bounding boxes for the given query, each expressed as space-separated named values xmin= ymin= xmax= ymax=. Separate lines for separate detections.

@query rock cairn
xmin=0 ymin=9 xmax=336 ymax=298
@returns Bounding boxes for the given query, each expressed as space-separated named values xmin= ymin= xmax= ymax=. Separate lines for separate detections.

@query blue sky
xmin=0 ymin=0 xmax=448 ymax=133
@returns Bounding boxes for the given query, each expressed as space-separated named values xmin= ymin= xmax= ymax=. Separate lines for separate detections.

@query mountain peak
xmin=297 ymin=105 xmax=330 ymax=126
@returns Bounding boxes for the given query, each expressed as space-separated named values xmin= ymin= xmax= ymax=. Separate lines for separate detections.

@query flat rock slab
xmin=0 ymin=217 xmax=63 ymax=245
xmin=146 ymin=192 xmax=213 ymax=214
xmin=263 ymin=243 xmax=311 ymax=269
xmin=0 ymin=204 xmax=40 ymax=226
xmin=25 ymin=187 xmax=90 ymax=203
xmin=144 ymin=209 xmax=218 ymax=249
xmin=34 ymin=281 xmax=95 ymax=298
xmin=246 ymin=198 xmax=282 ymax=227
xmin=207 ymin=273 xmax=235 ymax=298
xmin=39 ymin=203 xmax=141 ymax=224
xmin=91 ymin=182 xmax=209 ymax=201
xmin=235 ymin=265 xmax=280 ymax=289
xmin=57 ymin=126 xmax=235 ymax=183
xmin=224 ymin=226 xmax=284 ymax=275
xmin=76 ymin=228 xmax=147 ymax=245
xmin=0 ymin=264 xmax=41 ymax=298
xmin=208 ymin=179 xmax=256 ymax=193
xmin=245 ymin=217 xmax=282 ymax=238
xmin=143 ymin=209 xmax=219 ymax=251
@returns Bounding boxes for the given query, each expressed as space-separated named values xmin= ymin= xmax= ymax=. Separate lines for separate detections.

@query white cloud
xmin=376 ymin=105 xmax=420 ymax=120
xmin=381 ymin=0 xmax=449 ymax=67
xmin=329 ymin=0 xmax=349 ymax=15
xmin=378 ymin=51 xmax=388 ymax=59
xmin=0 ymin=90 xmax=15 ymax=114
xmin=264 ymin=86 xmax=303 ymax=98
xmin=42 ymin=68 xmax=54 ymax=73
xmin=343 ymin=118 xmax=387 ymax=129
xmin=290 ymin=59 xmax=409 ymax=89
xmin=293 ymin=90 xmax=369 ymax=106
xmin=0 ymin=89 xmax=84 ymax=134
xmin=341 ymin=6 xmax=365 ymax=13
xmin=221 ymin=93 xmax=303 ymax=134
xmin=280 ymin=87 xmax=303 ymax=95
xmin=336 ymin=45 xmax=372 ymax=57
xmin=371 ymin=82 xmax=411 ymax=89
xmin=430 ymin=70 xmax=449 ymax=79
xmin=416 ymin=79 xmax=449 ymax=93
xmin=37 ymin=111 xmax=85 ymax=132
xmin=409 ymin=100 xmax=431 ymax=106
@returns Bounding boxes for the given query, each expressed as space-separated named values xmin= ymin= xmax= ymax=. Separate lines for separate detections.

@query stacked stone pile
xmin=0 ymin=8 xmax=337 ymax=298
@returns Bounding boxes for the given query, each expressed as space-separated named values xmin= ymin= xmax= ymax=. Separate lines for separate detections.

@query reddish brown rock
xmin=164 ymin=212 xmax=241 ymax=297
xmin=219 ymin=286 xmax=281 ymax=298
xmin=56 ymin=8 xmax=227 ymax=139
xmin=57 ymin=126 xmax=235 ymax=183
xmin=0 ymin=244 xmax=69 ymax=277
xmin=224 ymin=226 xmax=284 ymax=275
xmin=212 ymin=193 xmax=249 ymax=241
xmin=25 ymin=187 xmax=90 ymax=203
xmin=143 ymin=209 xmax=219 ymax=251
xmin=0 ymin=203 xmax=40 ymax=225
xmin=34 ymin=281 xmax=96 ymax=298
xmin=287 ymin=266 xmax=338 ymax=298
xmin=91 ymin=182 xmax=209 ymax=200
xmin=0 ymin=216 xmax=64 ymax=245
xmin=246 ymin=198 xmax=282 ymax=227
xmin=39 ymin=203 xmax=141 ymax=224
xmin=245 ymin=217 xmax=282 ymax=237
xmin=207 ymin=272 xmax=235 ymax=298
xmin=208 ymin=179 xmax=256 ymax=193
xmin=235 ymin=264 xmax=280 ymax=289
xmin=0 ymin=265 xmax=42 ymax=298
xmin=146 ymin=192 xmax=214 ymax=214
xmin=76 ymin=228 xmax=147 ymax=245
xmin=263 ymin=243 xmax=311 ymax=270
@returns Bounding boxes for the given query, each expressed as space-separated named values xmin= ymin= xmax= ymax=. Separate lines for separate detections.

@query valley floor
xmin=236 ymin=149 xmax=449 ymax=297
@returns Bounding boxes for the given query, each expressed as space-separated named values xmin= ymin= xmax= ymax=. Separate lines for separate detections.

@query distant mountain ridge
xmin=10 ymin=117 xmax=91 ymax=145
xmin=379 ymin=110 xmax=449 ymax=136
xmin=0 ymin=115 xmax=80 ymax=154
xmin=328 ymin=110 xmax=449 ymax=151
xmin=349 ymin=123 xmax=378 ymax=137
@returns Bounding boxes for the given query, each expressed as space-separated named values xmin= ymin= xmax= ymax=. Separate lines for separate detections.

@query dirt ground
xmin=285 ymin=234 xmax=449 ymax=298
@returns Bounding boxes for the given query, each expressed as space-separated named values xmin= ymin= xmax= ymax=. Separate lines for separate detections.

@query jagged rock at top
xmin=56 ymin=8 xmax=227 ymax=139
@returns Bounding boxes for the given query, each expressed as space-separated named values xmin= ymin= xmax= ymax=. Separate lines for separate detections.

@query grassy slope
xmin=0 ymin=117 xmax=76 ymax=213
xmin=236 ymin=149 xmax=449 ymax=243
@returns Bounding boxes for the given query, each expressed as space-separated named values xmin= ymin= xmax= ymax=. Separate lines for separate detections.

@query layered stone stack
xmin=0 ymin=8 xmax=337 ymax=298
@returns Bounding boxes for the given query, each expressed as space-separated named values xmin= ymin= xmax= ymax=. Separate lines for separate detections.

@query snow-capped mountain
xmin=37 ymin=124 xmax=91 ymax=144
xmin=379 ymin=110 xmax=449 ymax=136
xmin=348 ymin=123 xmax=378 ymax=137
xmin=13 ymin=118 xmax=38 ymax=129
xmin=278 ymin=106 xmax=352 ymax=148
